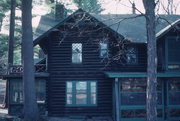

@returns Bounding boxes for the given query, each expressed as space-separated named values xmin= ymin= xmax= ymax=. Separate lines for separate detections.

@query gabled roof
xmin=94 ymin=14 xmax=180 ymax=43
xmin=33 ymin=9 xmax=125 ymax=46
xmin=33 ymin=9 xmax=180 ymax=45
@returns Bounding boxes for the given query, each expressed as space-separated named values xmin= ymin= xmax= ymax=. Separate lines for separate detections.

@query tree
xmin=142 ymin=0 xmax=157 ymax=121
xmin=2 ymin=0 xmax=16 ymax=108
xmin=73 ymin=0 xmax=104 ymax=14
xmin=0 ymin=0 xmax=10 ymax=31
xmin=8 ymin=0 xmax=16 ymax=69
xmin=160 ymin=0 xmax=180 ymax=14
xmin=22 ymin=0 xmax=39 ymax=120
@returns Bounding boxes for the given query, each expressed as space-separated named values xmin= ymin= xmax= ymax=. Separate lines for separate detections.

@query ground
xmin=0 ymin=79 xmax=5 ymax=104
xmin=0 ymin=109 xmax=113 ymax=121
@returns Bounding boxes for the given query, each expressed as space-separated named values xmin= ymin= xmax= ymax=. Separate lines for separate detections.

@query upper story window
xmin=166 ymin=37 xmax=180 ymax=70
xmin=72 ymin=43 xmax=82 ymax=64
xmin=100 ymin=43 xmax=108 ymax=58
xmin=126 ymin=46 xmax=138 ymax=65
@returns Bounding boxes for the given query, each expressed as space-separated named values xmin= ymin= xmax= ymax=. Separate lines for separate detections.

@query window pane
xmin=121 ymin=109 xmax=162 ymax=118
xmin=168 ymin=64 xmax=180 ymax=70
xmin=100 ymin=43 xmax=107 ymax=49
xmin=67 ymin=82 xmax=72 ymax=93
xmin=121 ymin=93 xmax=146 ymax=105
xmin=121 ymin=78 xmax=146 ymax=91
xmin=90 ymin=82 xmax=97 ymax=104
xmin=167 ymin=38 xmax=180 ymax=63
xmin=100 ymin=43 xmax=108 ymax=58
xmin=169 ymin=80 xmax=180 ymax=91
xmin=91 ymin=94 xmax=96 ymax=104
xmin=121 ymin=109 xmax=146 ymax=118
xmin=90 ymin=82 xmax=96 ymax=93
xmin=72 ymin=43 xmax=82 ymax=63
xmin=157 ymin=109 xmax=163 ymax=117
xmin=76 ymin=82 xmax=87 ymax=104
xmin=76 ymin=82 xmax=87 ymax=93
xmin=121 ymin=110 xmax=134 ymax=118
xmin=67 ymin=94 xmax=72 ymax=104
xmin=126 ymin=47 xmax=138 ymax=64
xmin=157 ymin=92 xmax=162 ymax=105
xmin=76 ymin=94 xmax=87 ymax=104
xmin=157 ymin=80 xmax=162 ymax=91
xmin=170 ymin=109 xmax=180 ymax=117
xmin=11 ymin=81 xmax=23 ymax=103
xmin=169 ymin=92 xmax=180 ymax=105
xmin=36 ymin=80 xmax=46 ymax=103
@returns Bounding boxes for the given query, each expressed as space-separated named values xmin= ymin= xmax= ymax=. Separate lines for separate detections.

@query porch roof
xmin=1 ymin=73 xmax=49 ymax=79
xmin=105 ymin=72 xmax=180 ymax=78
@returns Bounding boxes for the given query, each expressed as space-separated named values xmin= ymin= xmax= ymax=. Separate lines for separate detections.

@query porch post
xmin=115 ymin=78 xmax=120 ymax=121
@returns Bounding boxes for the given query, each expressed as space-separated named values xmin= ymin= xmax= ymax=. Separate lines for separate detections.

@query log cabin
xmin=1 ymin=7 xmax=180 ymax=121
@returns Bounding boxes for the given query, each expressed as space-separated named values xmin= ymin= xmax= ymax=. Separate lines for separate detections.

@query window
xmin=72 ymin=43 xmax=82 ymax=63
xmin=100 ymin=43 xmax=108 ymax=58
xmin=126 ymin=46 xmax=138 ymax=64
xmin=66 ymin=81 xmax=97 ymax=106
xmin=166 ymin=37 xmax=180 ymax=70
xmin=167 ymin=79 xmax=180 ymax=119
xmin=10 ymin=80 xmax=46 ymax=104
xmin=120 ymin=78 xmax=163 ymax=119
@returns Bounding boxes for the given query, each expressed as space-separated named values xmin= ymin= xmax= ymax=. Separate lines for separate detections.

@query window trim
xmin=66 ymin=81 xmax=97 ymax=107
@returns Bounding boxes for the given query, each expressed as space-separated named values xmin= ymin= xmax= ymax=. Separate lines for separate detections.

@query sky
xmin=62 ymin=0 xmax=180 ymax=14
xmin=1 ymin=0 xmax=180 ymax=35
xmin=101 ymin=0 xmax=180 ymax=14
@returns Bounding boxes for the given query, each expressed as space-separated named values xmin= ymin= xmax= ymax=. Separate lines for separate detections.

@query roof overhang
xmin=105 ymin=72 xmax=180 ymax=78
xmin=156 ymin=19 xmax=180 ymax=40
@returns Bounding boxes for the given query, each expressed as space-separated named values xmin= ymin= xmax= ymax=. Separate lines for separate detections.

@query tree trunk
xmin=3 ymin=0 xmax=16 ymax=108
xmin=142 ymin=0 xmax=157 ymax=121
xmin=22 ymin=0 xmax=39 ymax=120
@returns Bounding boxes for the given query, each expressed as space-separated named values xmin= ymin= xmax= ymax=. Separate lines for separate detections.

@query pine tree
xmin=22 ymin=0 xmax=39 ymax=120
xmin=73 ymin=0 xmax=104 ymax=14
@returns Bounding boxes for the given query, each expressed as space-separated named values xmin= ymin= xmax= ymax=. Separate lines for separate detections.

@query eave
xmin=1 ymin=73 xmax=49 ymax=79
xmin=105 ymin=72 xmax=180 ymax=78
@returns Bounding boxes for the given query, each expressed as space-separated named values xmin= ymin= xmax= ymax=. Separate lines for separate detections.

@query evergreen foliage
xmin=73 ymin=0 xmax=104 ymax=14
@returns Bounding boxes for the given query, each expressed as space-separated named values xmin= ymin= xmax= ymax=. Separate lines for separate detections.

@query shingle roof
xmin=34 ymin=13 xmax=59 ymax=40
xmin=34 ymin=9 xmax=180 ymax=43
xmin=93 ymin=14 xmax=180 ymax=43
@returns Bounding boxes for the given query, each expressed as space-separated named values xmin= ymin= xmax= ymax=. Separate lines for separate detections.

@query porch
xmin=1 ymin=64 xmax=48 ymax=116
xmin=105 ymin=72 xmax=180 ymax=121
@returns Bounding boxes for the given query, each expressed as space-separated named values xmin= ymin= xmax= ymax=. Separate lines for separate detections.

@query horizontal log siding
xmin=110 ymin=44 xmax=147 ymax=72
xmin=47 ymin=28 xmax=113 ymax=117
xmin=46 ymin=26 xmax=147 ymax=117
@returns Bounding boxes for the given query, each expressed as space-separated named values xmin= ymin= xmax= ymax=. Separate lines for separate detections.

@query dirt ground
xmin=0 ymin=79 xmax=5 ymax=104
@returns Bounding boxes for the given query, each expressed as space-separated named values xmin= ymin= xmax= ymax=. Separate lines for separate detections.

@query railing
xmin=9 ymin=64 xmax=46 ymax=73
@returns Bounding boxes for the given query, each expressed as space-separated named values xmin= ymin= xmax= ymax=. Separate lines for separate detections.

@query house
xmin=1 ymin=8 xmax=180 ymax=121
